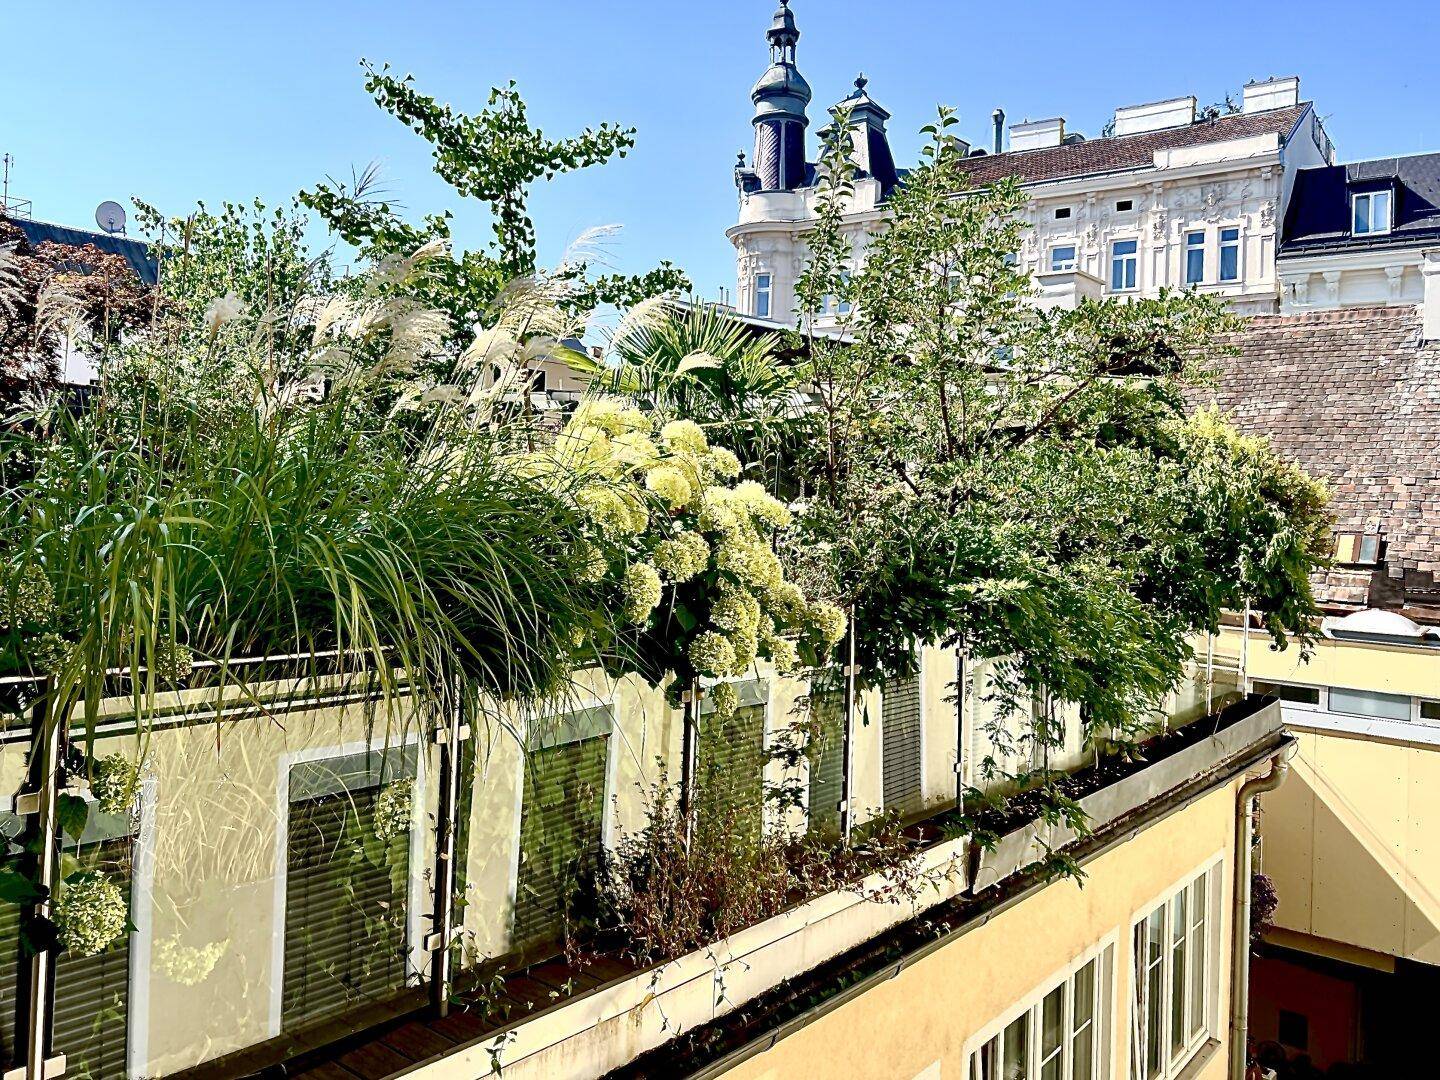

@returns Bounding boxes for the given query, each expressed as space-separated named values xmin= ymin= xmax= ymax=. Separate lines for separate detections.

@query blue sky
xmin=4 ymin=1 xmax=1438 ymax=300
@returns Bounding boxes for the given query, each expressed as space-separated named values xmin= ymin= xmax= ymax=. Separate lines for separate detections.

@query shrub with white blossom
xmin=527 ymin=401 xmax=845 ymax=690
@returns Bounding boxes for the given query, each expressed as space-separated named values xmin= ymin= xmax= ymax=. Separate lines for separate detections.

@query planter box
xmin=402 ymin=836 xmax=970 ymax=1080
xmin=969 ymin=700 xmax=1282 ymax=893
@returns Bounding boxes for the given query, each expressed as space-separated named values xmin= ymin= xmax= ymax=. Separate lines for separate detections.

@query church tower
xmin=743 ymin=1 xmax=811 ymax=193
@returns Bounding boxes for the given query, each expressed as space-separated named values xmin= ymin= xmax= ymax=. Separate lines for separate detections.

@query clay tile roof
xmin=957 ymin=104 xmax=1311 ymax=189
xmin=1187 ymin=305 xmax=1440 ymax=621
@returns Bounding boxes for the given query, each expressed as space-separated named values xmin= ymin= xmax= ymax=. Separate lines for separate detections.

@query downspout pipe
xmin=1229 ymin=744 xmax=1295 ymax=1078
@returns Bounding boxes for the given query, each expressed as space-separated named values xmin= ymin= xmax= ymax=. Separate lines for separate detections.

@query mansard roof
xmin=956 ymin=103 xmax=1311 ymax=190
xmin=1280 ymin=152 xmax=1440 ymax=257
xmin=1190 ymin=305 xmax=1440 ymax=622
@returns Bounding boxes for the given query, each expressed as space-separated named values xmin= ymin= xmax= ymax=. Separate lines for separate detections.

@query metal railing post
xmin=839 ymin=609 xmax=857 ymax=845
xmin=21 ymin=685 xmax=62 ymax=1080
xmin=427 ymin=678 xmax=466 ymax=1018
xmin=955 ymin=647 xmax=967 ymax=809
xmin=678 ymin=681 xmax=699 ymax=849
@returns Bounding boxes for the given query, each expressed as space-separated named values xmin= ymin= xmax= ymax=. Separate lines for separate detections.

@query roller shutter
xmin=513 ymin=709 xmax=610 ymax=954
xmin=282 ymin=749 xmax=415 ymax=1032
xmin=698 ymin=681 xmax=767 ymax=847
xmin=0 ymin=815 xmax=133 ymax=1080
xmin=881 ymin=673 xmax=923 ymax=818
xmin=805 ymin=679 xmax=845 ymax=840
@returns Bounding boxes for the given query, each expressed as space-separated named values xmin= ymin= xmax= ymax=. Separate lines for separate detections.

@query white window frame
xmin=1183 ymin=230 xmax=1205 ymax=286
xmin=1217 ymin=226 xmax=1242 ymax=284
xmin=755 ymin=272 xmax=773 ymax=319
xmin=965 ymin=937 xmax=1117 ymax=1080
xmin=1050 ymin=244 xmax=1078 ymax=272
xmin=1110 ymin=239 xmax=1139 ymax=292
xmin=1249 ymin=679 xmax=1323 ymax=712
xmin=1326 ymin=685 xmax=1414 ymax=723
xmin=1129 ymin=858 xmax=1223 ymax=1080
xmin=1420 ymin=699 xmax=1440 ymax=726
xmin=1352 ymin=190 xmax=1393 ymax=236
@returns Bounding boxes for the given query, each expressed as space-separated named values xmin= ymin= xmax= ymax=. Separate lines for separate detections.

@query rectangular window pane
xmin=1051 ymin=246 xmax=1076 ymax=271
xmin=1041 ymin=986 xmax=1064 ymax=1079
xmin=1003 ymin=1013 xmax=1031 ymax=1080
xmin=1170 ymin=893 xmax=1188 ymax=1057
xmin=1374 ymin=191 xmax=1391 ymax=231
xmin=1328 ymin=686 xmax=1413 ymax=721
xmin=1354 ymin=194 xmax=1370 ymax=234
xmin=1185 ymin=234 xmax=1204 ymax=285
xmin=756 ymin=274 xmax=772 ymax=318
xmin=1421 ymin=701 xmax=1440 ymax=723
xmin=1253 ymin=681 xmax=1320 ymax=706
xmin=1219 ymin=229 xmax=1239 ymax=282
xmin=1072 ymin=959 xmax=1095 ymax=1080
xmin=1189 ymin=875 xmax=1208 ymax=1038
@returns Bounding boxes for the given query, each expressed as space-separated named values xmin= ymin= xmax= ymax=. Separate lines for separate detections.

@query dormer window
xmin=1352 ymin=190 xmax=1392 ymax=236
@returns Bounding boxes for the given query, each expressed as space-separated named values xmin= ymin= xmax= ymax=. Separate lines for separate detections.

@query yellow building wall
xmin=718 ymin=779 xmax=1244 ymax=1080
xmin=1212 ymin=627 xmax=1438 ymax=699
xmin=1264 ymin=726 xmax=1440 ymax=965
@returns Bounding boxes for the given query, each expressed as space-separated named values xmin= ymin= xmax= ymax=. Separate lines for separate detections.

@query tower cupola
xmin=747 ymin=1 xmax=811 ymax=192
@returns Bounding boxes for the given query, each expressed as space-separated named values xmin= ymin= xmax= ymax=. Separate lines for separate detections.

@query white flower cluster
xmin=54 ymin=872 xmax=128 ymax=958
xmin=90 ymin=754 xmax=142 ymax=816
xmin=541 ymin=398 xmax=845 ymax=677
xmin=0 ymin=565 xmax=54 ymax=630
xmin=373 ymin=779 xmax=415 ymax=844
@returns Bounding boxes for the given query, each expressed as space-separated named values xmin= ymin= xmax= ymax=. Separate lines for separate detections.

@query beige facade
xmin=717 ymin=779 xmax=1243 ymax=1080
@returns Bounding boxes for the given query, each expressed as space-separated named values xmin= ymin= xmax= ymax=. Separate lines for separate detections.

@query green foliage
xmin=790 ymin=106 xmax=1330 ymax=765
xmin=301 ymin=66 xmax=689 ymax=342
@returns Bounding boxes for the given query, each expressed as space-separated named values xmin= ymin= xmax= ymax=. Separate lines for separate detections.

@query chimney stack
xmin=992 ymin=108 xmax=1005 ymax=154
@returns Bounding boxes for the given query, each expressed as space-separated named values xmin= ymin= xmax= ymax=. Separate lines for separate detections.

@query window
xmin=1335 ymin=532 xmax=1380 ymax=565
xmin=971 ymin=946 xmax=1113 ymax=1080
xmin=1328 ymin=686 xmax=1413 ymax=722
xmin=1055 ymin=207 xmax=1073 ymax=220
xmin=1421 ymin=700 xmax=1440 ymax=724
xmin=1131 ymin=867 xmax=1217 ymax=1079
xmin=1352 ymin=190 xmax=1392 ymax=236
xmin=1110 ymin=240 xmax=1138 ymax=291
xmin=1051 ymin=245 xmax=1078 ymax=272
xmin=1116 ymin=199 xmax=1135 ymax=213
xmin=837 ymin=270 xmax=853 ymax=315
xmin=1184 ymin=231 xmax=1205 ymax=286
xmin=1252 ymin=681 xmax=1321 ymax=708
xmin=1218 ymin=228 xmax=1240 ymax=282
xmin=755 ymin=273 xmax=772 ymax=319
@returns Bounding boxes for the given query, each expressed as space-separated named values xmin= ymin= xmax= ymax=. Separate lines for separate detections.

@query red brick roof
xmin=958 ymin=104 xmax=1311 ymax=188
xmin=1189 ymin=305 xmax=1440 ymax=620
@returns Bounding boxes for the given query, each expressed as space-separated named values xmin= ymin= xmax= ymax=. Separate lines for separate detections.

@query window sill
xmin=1173 ymin=1036 xmax=1222 ymax=1080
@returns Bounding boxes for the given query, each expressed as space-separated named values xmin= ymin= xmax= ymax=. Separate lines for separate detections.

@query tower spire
xmin=746 ymin=1 xmax=811 ymax=193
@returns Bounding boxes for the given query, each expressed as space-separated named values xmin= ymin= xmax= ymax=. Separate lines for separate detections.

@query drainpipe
xmin=992 ymin=109 xmax=1005 ymax=155
xmin=1229 ymin=745 xmax=1295 ymax=1078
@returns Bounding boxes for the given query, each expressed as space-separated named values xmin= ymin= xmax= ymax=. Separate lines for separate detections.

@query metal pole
xmin=427 ymin=680 xmax=465 ymax=1017
xmin=954 ymin=647 xmax=967 ymax=809
xmin=839 ymin=609 xmax=857 ymax=844
xmin=679 ymin=681 xmax=699 ymax=849
xmin=23 ymin=686 xmax=61 ymax=1080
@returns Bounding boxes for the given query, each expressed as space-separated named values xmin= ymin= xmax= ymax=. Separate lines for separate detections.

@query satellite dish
xmin=95 ymin=201 xmax=126 ymax=235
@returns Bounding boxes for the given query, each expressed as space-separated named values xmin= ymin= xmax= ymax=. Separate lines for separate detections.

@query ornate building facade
xmin=728 ymin=2 xmax=1335 ymax=324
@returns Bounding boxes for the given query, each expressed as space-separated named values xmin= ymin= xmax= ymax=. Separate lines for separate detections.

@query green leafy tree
xmin=789 ymin=107 xmax=1330 ymax=782
xmin=301 ymin=65 xmax=690 ymax=342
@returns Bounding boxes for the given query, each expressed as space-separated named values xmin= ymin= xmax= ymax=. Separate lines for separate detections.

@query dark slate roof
xmin=1279 ymin=152 xmax=1440 ymax=257
xmin=7 ymin=217 xmax=158 ymax=286
xmin=955 ymin=103 xmax=1311 ymax=189
xmin=1188 ymin=306 xmax=1440 ymax=622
